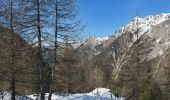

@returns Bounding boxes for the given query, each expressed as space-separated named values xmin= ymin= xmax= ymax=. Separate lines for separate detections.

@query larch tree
xmin=0 ymin=0 xmax=20 ymax=99
xmin=0 ymin=0 xmax=41 ymax=99
xmin=121 ymin=29 xmax=154 ymax=99
xmin=48 ymin=0 xmax=82 ymax=99
xmin=15 ymin=0 xmax=52 ymax=100
xmin=111 ymin=15 xmax=154 ymax=99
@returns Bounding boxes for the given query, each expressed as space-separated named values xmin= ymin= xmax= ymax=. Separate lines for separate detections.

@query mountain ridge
xmin=77 ymin=13 xmax=170 ymax=50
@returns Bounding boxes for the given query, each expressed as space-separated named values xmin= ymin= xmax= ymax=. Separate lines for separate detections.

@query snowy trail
xmin=0 ymin=88 xmax=124 ymax=100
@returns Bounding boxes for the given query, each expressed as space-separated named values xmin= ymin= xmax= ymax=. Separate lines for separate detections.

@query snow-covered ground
xmin=0 ymin=88 xmax=124 ymax=100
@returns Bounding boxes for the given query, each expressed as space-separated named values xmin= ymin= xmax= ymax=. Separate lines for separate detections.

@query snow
xmin=113 ymin=13 xmax=170 ymax=39
xmin=96 ymin=37 xmax=109 ymax=42
xmin=156 ymin=37 xmax=162 ymax=43
xmin=84 ymin=36 xmax=109 ymax=47
xmin=73 ymin=41 xmax=84 ymax=48
xmin=165 ymin=41 xmax=170 ymax=46
xmin=159 ymin=50 xmax=164 ymax=55
xmin=0 ymin=88 xmax=124 ymax=100
xmin=0 ymin=91 xmax=11 ymax=100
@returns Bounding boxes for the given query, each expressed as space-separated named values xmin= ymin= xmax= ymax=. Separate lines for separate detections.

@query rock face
xmin=76 ymin=13 xmax=170 ymax=99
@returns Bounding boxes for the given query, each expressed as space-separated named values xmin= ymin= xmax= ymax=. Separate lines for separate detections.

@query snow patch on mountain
xmin=159 ymin=50 xmax=164 ymax=55
xmin=156 ymin=37 xmax=163 ymax=43
xmin=84 ymin=36 xmax=109 ymax=46
xmin=72 ymin=36 xmax=109 ymax=49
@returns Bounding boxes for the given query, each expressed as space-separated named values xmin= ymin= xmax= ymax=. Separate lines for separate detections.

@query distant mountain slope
xmin=76 ymin=13 xmax=170 ymax=99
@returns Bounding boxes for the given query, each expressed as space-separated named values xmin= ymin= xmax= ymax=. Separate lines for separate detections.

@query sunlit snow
xmin=0 ymin=88 xmax=124 ymax=100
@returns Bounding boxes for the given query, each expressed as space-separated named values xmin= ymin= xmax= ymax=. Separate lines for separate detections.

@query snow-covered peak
xmin=72 ymin=36 xmax=109 ymax=48
xmin=84 ymin=35 xmax=109 ymax=46
xmin=86 ymin=36 xmax=108 ymax=42
xmin=96 ymin=37 xmax=109 ymax=41
xmin=114 ymin=13 xmax=170 ymax=38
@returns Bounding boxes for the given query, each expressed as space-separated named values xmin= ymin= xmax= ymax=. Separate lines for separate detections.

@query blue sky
xmin=77 ymin=0 xmax=170 ymax=38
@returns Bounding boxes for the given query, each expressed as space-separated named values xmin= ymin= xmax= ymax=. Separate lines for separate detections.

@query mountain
xmin=76 ymin=13 xmax=170 ymax=99
xmin=36 ymin=13 xmax=170 ymax=99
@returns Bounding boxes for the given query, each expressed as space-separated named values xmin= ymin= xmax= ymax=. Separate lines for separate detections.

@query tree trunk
xmin=36 ymin=0 xmax=44 ymax=100
xmin=11 ymin=74 xmax=15 ymax=100
xmin=48 ymin=2 xmax=58 ymax=100
xmin=10 ymin=0 xmax=16 ymax=99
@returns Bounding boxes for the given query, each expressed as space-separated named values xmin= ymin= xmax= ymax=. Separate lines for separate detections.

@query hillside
xmin=0 ymin=26 xmax=40 ymax=94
